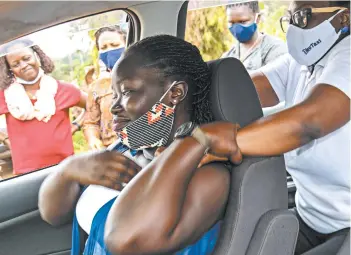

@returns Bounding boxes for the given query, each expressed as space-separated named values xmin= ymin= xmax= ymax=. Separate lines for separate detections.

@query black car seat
xmin=207 ymin=57 xmax=299 ymax=255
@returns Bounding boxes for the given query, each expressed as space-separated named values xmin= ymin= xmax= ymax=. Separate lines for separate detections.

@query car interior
xmin=0 ymin=1 xmax=349 ymax=255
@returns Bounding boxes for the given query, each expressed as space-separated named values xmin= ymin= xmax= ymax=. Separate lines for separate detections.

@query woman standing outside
xmin=222 ymin=0 xmax=287 ymax=71
xmin=0 ymin=39 xmax=86 ymax=175
xmin=83 ymin=25 xmax=127 ymax=150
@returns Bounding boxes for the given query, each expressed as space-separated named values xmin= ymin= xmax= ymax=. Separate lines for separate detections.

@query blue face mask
xmin=99 ymin=47 xmax=125 ymax=70
xmin=229 ymin=23 xmax=257 ymax=43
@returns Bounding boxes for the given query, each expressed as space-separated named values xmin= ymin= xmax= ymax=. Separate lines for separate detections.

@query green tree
xmin=185 ymin=6 xmax=234 ymax=61
xmin=259 ymin=1 xmax=289 ymax=41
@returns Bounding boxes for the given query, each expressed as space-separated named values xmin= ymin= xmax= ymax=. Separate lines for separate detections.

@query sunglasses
xmin=280 ymin=7 xmax=347 ymax=33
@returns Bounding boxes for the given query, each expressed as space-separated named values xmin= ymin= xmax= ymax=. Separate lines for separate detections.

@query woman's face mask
xmin=116 ymin=81 xmax=177 ymax=151
xmin=229 ymin=22 xmax=257 ymax=43
xmin=99 ymin=47 xmax=125 ymax=71
xmin=286 ymin=10 xmax=346 ymax=66
xmin=228 ymin=11 xmax=259 ymax=43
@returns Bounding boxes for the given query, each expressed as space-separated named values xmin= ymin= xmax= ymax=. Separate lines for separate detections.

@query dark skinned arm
xmin=104 ymin=137 xmax=230 ymax=255
xmin=237 ymin=84 xmax=350 ymax=156
xmin=250 ymin=70 xmax=280 ymax=108
xmin=38 ymin=158 xmax=81 ymax=226
xmin=75 ymin=90 xmax=87 ymax=109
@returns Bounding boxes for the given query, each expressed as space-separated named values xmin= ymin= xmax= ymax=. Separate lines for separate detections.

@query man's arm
xmin=250 ymin=53 xmax=291 ymax=108
xmin=237 ymin=84 xmax=350 ymax=156
xmin=250 ymin=71 xmax=280 ymax=107
xmin=240 ymin=46 xmax=350 ymax=156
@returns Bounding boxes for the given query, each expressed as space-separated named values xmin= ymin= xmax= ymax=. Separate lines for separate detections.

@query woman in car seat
xmin=39 ymin=34 xmax=241 ymax=255
xmin=204 ymin=1 xmax=350 ymax=254
xmin=0 ymin=39 xmax=87 ymax=176
xmin=83 ymin=25 xmax=126 ymax=150
xmin=222 ymin=0 xmax=287 ymax=71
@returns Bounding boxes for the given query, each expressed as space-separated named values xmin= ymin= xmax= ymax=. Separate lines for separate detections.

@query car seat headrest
xmin=207 ymin=58 xmax=263 ymax=127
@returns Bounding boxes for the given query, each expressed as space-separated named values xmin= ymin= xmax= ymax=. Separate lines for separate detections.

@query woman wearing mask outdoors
xmin=222 ymin=0 xmax=287 ymax=71
xmin=39 ymin=35 xmax=237 ymax=255
xmin=0 ymin=39 xmax=87 ymax=176
xmin=83 ymin=25 xmax=126 ymax=150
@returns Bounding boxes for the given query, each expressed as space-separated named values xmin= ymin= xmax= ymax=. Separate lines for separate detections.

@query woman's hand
xmin=200 ymin=122 xmax=242 ymax=165
xmin=61 ymin=151 xmax=141 ymax=190
xmin=89 ymin=137 xmax=106 ymax=150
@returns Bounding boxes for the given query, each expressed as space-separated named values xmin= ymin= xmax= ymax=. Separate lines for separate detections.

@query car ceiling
xmin=0 ymin=1 xmax=148 ymax=45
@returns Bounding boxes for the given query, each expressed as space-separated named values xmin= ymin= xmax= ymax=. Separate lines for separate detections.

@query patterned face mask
xmin=116 ymin=81 xmax=177 ymax=150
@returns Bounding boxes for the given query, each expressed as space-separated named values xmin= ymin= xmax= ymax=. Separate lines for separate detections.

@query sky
xmin=1 ymin=8 xmax=127 ymax=60
xmin=30 ymin=23 xmax=92 ymax=59
xmin=0 ymin=20 xmax=93 ymax=60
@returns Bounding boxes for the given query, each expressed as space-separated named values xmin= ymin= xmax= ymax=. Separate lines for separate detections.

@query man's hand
xmin=200 ymin=122 xmax=242 ymax=165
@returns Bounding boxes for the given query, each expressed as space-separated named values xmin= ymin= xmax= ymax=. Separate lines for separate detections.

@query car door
xmin=0 ymin=6 xmax=132 ymax=255
xmin=0 ymin=167 xmax=72 ymax=255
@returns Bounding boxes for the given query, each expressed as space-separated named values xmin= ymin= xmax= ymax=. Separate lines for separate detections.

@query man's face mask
xmin=116 ymin=81 xmax=178 ymax=151
xmin=99 ymin=47 xmax=125 ymax=70
xmin=286 ymin=9 xmax=347 ymax=66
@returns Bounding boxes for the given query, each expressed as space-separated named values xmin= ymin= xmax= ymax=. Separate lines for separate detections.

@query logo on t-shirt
xmin=302 ymin=39 xmax=322 ymax=55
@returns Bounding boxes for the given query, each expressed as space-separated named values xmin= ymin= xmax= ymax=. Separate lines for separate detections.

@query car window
xmin=0 ymin=10 xmax=129 ymax=181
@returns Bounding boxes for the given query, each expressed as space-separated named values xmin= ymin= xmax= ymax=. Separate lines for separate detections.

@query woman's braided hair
xmin=0 ymin=39 xmax=54 ymax=90
xmin=122 ymin=34 xmax=214 ymax=124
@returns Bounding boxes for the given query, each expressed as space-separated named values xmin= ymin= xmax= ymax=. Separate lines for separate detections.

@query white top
xmin=76 ymin=148 xmax=150 ymax=234
xmin=261 ymin=36 xmax=350 ymax=234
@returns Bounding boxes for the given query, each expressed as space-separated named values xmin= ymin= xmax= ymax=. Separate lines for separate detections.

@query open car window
xmin=0 ymin=10 xmax=130 ymax=181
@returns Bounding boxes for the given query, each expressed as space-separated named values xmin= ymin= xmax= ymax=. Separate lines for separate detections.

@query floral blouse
xmin=83 ymin=77 xmax=117 ymax=147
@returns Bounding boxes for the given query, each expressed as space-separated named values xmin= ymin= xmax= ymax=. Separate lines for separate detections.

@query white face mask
xmin=286 ymin=10 xmax=344 ymax=66
xmin=15 ymin=68 xmax=44 ymax=85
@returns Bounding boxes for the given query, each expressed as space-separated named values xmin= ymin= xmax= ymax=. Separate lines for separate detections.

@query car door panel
xmin=0 ymin=167 xmax=72 ymax=255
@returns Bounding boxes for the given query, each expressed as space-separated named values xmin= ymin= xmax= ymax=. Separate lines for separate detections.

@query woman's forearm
xmin=74 ymin=109 xmax=86 ymax=126
xmin=105 ymin=137 xmax=207 ymax=253
xmin=83 ymin=126 xmax=101 ymax=142
xmin=38 ymin=158 xmax=80 ymax=226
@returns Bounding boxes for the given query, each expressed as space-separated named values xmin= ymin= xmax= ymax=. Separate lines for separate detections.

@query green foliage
xmin=185 ymin=6 xmax=234 ymax=62
xmin=50 ymin=51 xmax=93 ymax=85
xmin=73 ymin=130 xmax=90 ymax=154
xmin=88 ymin=30 xmax=100 ymax=78
xmin=258 ymin=1 xmax=289 ymax=42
